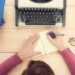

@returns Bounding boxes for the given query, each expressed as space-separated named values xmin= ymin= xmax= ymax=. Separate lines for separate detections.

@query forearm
xmin=59 ymin=48 xmax=75 ymax=75
xmin=0 ymin=54 xmax=22 ymax=75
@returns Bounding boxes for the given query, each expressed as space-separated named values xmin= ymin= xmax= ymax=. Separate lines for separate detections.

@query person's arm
xmin=0 ymin=34 xmax=39 ymax=75
xmin=0 ymin=54 xmax=22 ymax=75
xmin=47 ymin=30 xmax=75 ymax=75
xmin=59 ymin=48 xmax=75 ymax=75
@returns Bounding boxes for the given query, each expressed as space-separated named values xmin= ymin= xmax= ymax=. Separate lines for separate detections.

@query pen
xmin=55 ymin=34 xmax=65 ymax=36
xmin=48 ymin=32 xmax=64 ymax=39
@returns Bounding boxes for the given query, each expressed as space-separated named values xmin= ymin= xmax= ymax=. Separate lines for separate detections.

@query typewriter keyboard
xmin=18 ymin=8 xmax=63 ymax=25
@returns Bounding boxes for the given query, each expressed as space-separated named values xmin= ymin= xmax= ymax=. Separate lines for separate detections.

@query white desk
xmin=0 ymin=0 xmax=75 ymax=75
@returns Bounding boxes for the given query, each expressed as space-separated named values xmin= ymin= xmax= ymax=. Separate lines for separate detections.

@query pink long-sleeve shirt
xmin=0 ymin=48 xmax=75 ymax=75
xmin=60 ymin=48 xmax=75 ymax=75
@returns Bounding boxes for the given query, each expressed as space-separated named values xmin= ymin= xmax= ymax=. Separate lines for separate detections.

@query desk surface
xmin=0 ymin=0 xmax=75 ymax=75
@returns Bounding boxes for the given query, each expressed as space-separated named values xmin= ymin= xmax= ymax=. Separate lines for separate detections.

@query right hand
xmin=47 ymin=30 xmax=65 ymax=51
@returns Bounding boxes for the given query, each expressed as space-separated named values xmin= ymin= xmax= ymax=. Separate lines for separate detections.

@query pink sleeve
xmin=60 ymin=48 xmax=75 ymax=75
xmin=0 ymin=54 xmax=22 ymax=75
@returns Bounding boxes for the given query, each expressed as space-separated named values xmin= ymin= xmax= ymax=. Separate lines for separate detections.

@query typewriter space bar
xmin=25 ymin=20 xmax=56 ymax=25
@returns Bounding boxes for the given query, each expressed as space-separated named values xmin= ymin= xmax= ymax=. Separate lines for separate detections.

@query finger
xmin=30 ymin=34 xmax=39 ymax=45
xmin=32 ymin=34 xmax=39 ymax=44
xmin=26 ymin=36 xmax=32 ymax=41
xmin=47 ymin=29 xmax=56 ymax=34
xmin=23 ymin=34 xmax=38 ymax=47
xmin=23 ymin=36 xmax=33 ymax=45
xmin=32 ymin=36 xmax=39 ymax=47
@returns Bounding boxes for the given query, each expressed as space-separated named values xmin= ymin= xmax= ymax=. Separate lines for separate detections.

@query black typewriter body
xmin=15 ymin=0 xmax=66 ymax=26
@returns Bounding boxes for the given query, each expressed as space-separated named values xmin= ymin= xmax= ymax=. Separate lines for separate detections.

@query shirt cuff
xmin=59 ymin=48 xmax=74 ymax=56
xmin=0 ymin=54 xmax=22 ymax=75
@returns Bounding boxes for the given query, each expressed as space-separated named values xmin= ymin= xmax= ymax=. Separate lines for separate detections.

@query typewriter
xmin=15 ymin=0 xmax=66 ymax=26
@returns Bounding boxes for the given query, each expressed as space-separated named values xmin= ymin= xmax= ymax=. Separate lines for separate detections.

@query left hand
xmin=17 ymin=34 xmax=40 ymax=61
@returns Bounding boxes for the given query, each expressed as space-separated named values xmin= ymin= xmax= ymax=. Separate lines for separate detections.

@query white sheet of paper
xmin=18 ymin=0 xmax=64 ymax=9
xmin=34 ymin=30 xmax=58 ymax=54
xmin=34 ymin=38 xmax=45 ymax=54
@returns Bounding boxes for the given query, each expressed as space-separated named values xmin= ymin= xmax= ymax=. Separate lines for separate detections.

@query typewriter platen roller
xmin=15 ymin=0 xmax=66 ymax=26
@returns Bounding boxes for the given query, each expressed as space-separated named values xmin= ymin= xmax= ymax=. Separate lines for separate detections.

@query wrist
xmin=59 ymin=47 xmax=65 ymax=52
xmin=17 ymin=51 xmax=33 ymax=61
xmin=17 ymin=52 xmax=25 ymax=61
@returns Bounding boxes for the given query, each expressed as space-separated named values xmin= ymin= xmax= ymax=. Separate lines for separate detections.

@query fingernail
xmin=48 ymin=32 xmax=56 ymax=39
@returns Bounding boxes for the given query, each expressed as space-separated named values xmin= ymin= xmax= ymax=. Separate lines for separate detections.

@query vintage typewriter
xmin=15 ymin=0 xmax=66 ymax=26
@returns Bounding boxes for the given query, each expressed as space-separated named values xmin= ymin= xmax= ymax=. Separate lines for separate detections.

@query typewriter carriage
xmin=31 ymin=0 xmax=52 ymax=3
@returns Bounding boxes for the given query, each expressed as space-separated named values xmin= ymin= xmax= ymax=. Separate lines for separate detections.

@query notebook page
xmin=34 ymin=38 xmax=45 ymax=54
xmin=40 ymin=30 xmax=58 ymax=54
xmin=34 ymin=30 xmax=58 ymax=54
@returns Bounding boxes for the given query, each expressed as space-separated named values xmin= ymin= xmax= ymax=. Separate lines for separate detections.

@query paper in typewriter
xmin=34 ymin=30 xmax=58 ymax=54
xmin=18 ymin=0 xmax=64 ymax=9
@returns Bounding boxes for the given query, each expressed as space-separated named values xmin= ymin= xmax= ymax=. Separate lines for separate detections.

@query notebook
xmin=34 ymin=30 xmax=58 ymax=54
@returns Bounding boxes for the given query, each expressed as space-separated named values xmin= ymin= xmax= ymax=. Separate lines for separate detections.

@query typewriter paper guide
xmin=18 ymin=0 xmax=64 ymax=9
xmin=34 ymin=30 xmax=58 ymax=54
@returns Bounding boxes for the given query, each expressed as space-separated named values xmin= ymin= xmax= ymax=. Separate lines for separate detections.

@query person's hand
xmin=17 ymin=34 xmax=40 ymax=61
xmin=47 ymin=29 xmax=65 ymax=51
